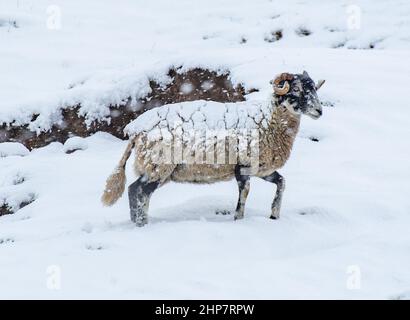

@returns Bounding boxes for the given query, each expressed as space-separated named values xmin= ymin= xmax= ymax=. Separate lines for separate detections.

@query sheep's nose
xmin=316 ymin=109 xmax=322 ymax=116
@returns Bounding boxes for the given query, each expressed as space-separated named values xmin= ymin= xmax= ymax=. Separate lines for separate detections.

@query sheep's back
xmin=124 ymin=99 xmax=273 ymax=138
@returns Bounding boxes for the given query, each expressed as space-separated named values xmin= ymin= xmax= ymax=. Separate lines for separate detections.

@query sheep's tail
xmin=101 ymin=139 xmax=136 ymax=206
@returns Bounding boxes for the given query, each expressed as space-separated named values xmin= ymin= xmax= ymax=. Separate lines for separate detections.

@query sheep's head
xmin=271 ymin=71 xmax=325 ymax=119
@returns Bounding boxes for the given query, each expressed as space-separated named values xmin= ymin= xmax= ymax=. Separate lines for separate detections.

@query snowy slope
xmin=1 ymin=0 xmax=410 ymax=299
xmin=1 ymin=0 xmax=410 ymax=128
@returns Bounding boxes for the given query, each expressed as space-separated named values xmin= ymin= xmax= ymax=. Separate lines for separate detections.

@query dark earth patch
xmin=215 ymin=209 xmax=231 ymax=215
xmin=296 ymin=27 xmax=311 ymax=37
xmin=264 ymin=30 xmax=283 ymax=43
xmin=0 ymin=196 xmax=35 ymax=217
xmin=0 ymin=238 xmax=15 ymax=245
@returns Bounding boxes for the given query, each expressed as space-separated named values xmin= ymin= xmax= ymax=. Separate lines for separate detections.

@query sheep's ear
xmin=303 ymin=70 xmax=310 ymax=77
xmin=316 ymin=79 xmax=326 ymax=90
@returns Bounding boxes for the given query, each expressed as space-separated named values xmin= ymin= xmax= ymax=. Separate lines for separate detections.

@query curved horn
xmin=274 ymin=81 xmax=290 ymax=95
xmin=273 ymin=73 xmax=293 ymax=95
xmin=316 ymin=79 xmax=325 ymax=90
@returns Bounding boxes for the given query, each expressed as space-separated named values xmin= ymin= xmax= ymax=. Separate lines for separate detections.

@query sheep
xmin=102 ymin=71 xmax=326 ymax=226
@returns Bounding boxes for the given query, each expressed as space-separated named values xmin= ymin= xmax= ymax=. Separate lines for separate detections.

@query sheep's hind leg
xmin=262 ymin=171 xmax=285 ymax=219
xmin=128 ymin=177 xmax=159 ymax=227
xmin=234 ymin=166 xmax=250 ymax=221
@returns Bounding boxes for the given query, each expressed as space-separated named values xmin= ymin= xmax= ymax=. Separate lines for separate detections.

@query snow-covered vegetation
xmin=1 ymin=0 xmax=410 ymax=299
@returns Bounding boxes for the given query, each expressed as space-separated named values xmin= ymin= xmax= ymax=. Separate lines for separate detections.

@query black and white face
xmin=273 ymin=71 xmax=324 ymax=119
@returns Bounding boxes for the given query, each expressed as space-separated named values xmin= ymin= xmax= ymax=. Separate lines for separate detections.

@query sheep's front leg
xmin=128 ymin=177 xmax=159 ymax=227
xmin=262 ymin=171 xmax=285 ymax=219
xmin=234 ymin=166 xmax=250 ymax=220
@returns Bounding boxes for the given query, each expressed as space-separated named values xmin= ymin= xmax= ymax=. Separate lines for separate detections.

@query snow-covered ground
xmin=1 ymin=0 xmax=410 ymax=299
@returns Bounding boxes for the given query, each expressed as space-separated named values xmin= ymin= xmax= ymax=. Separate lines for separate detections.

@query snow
xmin=0 ymin=142 xmax=30 ymax=157
xmin=124 ymin=99 xmax=275 ymax=167
xmin=63 ymin=137 xmax=88 ymax=154
xmin=2 ymin=0 xmax=410 ymax=130
xmin=124 ymin=99 xmax=272 ymax=135
xmin=1 ymin=0 xmax=410 ymax=299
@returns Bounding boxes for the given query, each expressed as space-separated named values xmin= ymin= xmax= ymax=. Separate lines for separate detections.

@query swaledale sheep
xmin=102 ymin=71 xmax=325 ymax=226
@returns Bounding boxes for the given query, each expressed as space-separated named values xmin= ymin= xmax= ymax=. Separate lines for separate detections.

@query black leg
xmin=234 ymin=166 xmax=250 ymax=220
xmin=262 ymin=171 xmax=285 ymax=219
xmin=128 ymin=177 xmax=159 ymax=226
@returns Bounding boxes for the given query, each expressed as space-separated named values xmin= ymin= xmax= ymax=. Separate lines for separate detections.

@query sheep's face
xmin=273 ymin=71 xmax=324 ymax=120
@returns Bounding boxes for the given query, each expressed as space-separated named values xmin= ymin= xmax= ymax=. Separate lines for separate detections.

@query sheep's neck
xmin=259 ymin=101 xmax=301 ymax=172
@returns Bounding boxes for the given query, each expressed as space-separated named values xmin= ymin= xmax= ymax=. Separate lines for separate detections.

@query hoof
xmin=234 ymin=214 xmax=244 ymax=221
xmin=270 ymin=207 xmax=280 ymax=220
xmin=135 ymin=217 xmax=148 ymax=227
xmin=135 ymin=221 xmax=147 ymax=227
